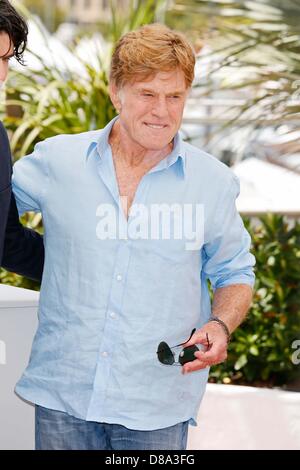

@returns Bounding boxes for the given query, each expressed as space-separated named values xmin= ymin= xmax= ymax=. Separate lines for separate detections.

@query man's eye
xmin=143 ymin=93 xmax=153 ymax=97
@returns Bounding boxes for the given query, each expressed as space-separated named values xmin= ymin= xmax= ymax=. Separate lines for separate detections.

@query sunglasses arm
xmin=171 ymin=328 xmax=196 ymax=348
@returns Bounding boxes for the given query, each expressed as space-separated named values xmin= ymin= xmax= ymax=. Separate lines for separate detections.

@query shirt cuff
xmin=214 ymin=272 xmax=255 ymax=290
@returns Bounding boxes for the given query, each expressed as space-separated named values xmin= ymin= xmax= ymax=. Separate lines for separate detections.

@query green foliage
xmin=4 ymin=53 xmax=116 ymax=158
xmin=109 ymin=0 xmax=166 ymax=44
xmin=210 ymin=214 xmax=300 ymax=387
xmin=167 ymin=0 xmax=300 ymax=156
xmin=0 ymin=269 xmax=40 ymax=291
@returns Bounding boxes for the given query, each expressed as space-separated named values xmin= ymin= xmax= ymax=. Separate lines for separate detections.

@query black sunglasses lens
xmin=178 ymin=345 xmax=199 ymax=366
xmin=157 ymin=342 xmax=175 ymax=365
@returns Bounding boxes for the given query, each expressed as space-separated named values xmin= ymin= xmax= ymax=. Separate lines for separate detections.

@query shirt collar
xmin=86 ymin=116 xmax=186 ymax=178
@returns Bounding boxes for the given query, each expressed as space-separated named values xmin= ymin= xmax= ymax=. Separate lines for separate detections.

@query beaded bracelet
xmin=208 ymin=315 xmax=231 ymax=343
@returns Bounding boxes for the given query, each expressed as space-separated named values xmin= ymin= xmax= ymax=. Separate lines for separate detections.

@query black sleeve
xmin=0 ymin=121 xmax=44 ymax=282
xmin=0 ymin=121 xmax=12 ymax=189
xmin=2 ymin=192 xmax=45 ymax=282
xmin=0 ymin=121 xmax=13 ymax=263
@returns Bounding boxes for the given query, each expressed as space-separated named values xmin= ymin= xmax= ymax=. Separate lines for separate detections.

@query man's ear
xmin=109 ymin=81 xmax=122 ymax=113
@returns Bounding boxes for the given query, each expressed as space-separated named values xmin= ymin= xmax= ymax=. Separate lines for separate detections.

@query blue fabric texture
xmin=13 ymin=116 xmax=255 ymax=430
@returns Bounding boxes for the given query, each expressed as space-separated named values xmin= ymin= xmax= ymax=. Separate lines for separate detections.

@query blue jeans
xmin=35 ymin=405 xmax=189 ymax=450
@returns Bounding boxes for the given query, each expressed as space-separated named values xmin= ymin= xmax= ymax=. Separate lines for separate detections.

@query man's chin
xmin=140 ymin=135 xmax=175 ymax=151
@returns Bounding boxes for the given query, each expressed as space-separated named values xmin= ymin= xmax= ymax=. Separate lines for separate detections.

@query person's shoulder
xmin=183 ymin=140 xmax=238 ymax=185
xmin=41 ymin=129 xmax=102 ymax=148
xmin=29 ymin=129 xmax=103 ymax=166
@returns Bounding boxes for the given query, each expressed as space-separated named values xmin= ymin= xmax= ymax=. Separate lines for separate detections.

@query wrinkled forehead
xmin=116 ymin=68 xmax=189 ymax=92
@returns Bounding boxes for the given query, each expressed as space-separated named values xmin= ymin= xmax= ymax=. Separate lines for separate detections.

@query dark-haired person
xmin=0 ymin=0 xmax=44 ymax=280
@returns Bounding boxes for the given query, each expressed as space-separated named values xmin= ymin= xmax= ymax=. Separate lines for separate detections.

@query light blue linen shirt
xmin=12 ymin=116 xmax=255 ymax=430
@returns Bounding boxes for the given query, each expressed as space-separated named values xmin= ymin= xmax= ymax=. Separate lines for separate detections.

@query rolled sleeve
xmin=203 ymin=174 xmax=255 ymax=291
xmin=12 ymin=141 xmax=48 ymax=215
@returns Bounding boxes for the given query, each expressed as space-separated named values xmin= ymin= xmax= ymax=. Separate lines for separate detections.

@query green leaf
xmin=234 ymin=354 xmax=248 ymax=370
xmin=249 ymin=345 xmax=259 ymax=356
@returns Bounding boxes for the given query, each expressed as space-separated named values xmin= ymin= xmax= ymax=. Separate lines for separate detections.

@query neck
xmin=109 ymin=120 xmax=173 ymax=168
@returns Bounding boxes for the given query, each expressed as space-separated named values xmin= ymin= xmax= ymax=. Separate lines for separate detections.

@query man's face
xmin=0 ymin=31 xmax=14 ymax=85
xmin=110 ymin=68 xmax=190 ymax=152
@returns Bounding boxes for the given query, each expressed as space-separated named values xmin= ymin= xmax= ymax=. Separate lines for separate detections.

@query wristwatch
xmin=208 ymin=316 xmax=231 ymax=343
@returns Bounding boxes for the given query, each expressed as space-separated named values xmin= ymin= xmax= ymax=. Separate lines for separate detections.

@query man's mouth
xmin=144 ymin=123 xmax=167 ymax=129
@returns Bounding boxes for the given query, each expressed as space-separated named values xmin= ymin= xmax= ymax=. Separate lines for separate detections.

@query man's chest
xmin=116 ymin=168 xmax=144 ymax=198
xmin=113 ymin=159 xmax=152 ymax=218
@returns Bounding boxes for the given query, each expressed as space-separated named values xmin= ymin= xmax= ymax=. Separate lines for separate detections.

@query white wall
xmin=0 ymin=285 xmax=38 ymax=450
xmin=188 ymin=383 xmax=300 ymax=450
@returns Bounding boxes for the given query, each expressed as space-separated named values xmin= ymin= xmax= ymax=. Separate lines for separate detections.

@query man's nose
xmin=152 ymin=96 xmax=169 ymax=118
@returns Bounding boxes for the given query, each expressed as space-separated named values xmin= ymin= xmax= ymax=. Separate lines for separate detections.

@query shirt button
xmin=116 ymin=274 xmax=122 ymax=281
xmin=101 ymin=351 xmax=108 ymax=358
xmin=110 ymin=312 xmax=116 ymax=319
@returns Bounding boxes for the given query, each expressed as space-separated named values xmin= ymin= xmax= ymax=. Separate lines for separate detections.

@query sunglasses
xmin=156 ymin=328 xmax=210 ymax=366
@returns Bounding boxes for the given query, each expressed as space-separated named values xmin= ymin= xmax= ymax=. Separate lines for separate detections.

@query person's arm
xmin=1 ymin=192 xmax=44 ymax=282
xmin=0 ymin=122 xmax=12 ymax=263
xmin=183 ymin=174 xmax=255 ymax=374
xmin=210 ymin=283 xmax=253 ymax=334
xmin=0 ymin=123 xmax=44 ymax=282
xmin=6 ymin=140 xmax=48 ymax=281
